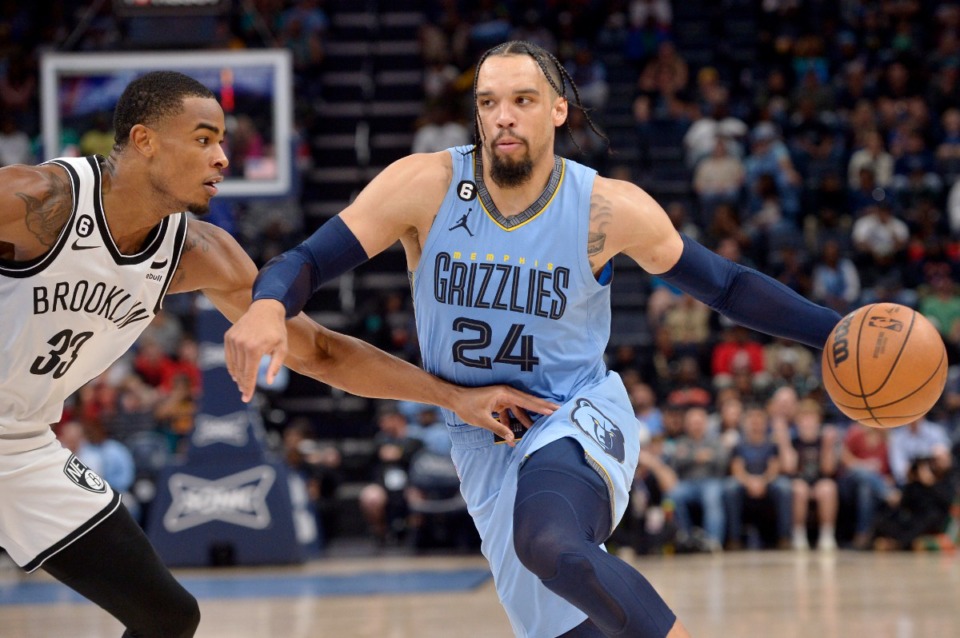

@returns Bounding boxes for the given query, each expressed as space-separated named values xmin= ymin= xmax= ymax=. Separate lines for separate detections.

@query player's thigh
xmin=0 ymin=441 xmax=119 ymax=570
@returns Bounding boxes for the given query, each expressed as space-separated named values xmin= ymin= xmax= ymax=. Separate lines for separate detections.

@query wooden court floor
xmin=3 ymin=550 xmax=960 ymax=637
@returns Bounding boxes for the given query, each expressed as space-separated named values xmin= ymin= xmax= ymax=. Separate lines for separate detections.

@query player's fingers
xmin=511 ymin=407 xmax=534 ymax=428
xmin=266 ymin=347 xmax=285 ymax=384
xmin=505 ymin=390 xmax=558 ymax=416
xmin=487 ymin=416 xmax=515 ymax=447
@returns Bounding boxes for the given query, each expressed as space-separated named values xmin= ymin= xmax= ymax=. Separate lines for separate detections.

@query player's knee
xmin=150 ymin=589 xmax=200 ymax=637
xmin=513 ymin=510 xmax=579 ymax=579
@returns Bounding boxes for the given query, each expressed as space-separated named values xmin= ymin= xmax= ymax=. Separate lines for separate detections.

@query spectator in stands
xmin=509 ymin=10 xmax=557 ymax=55
xmin=712 ymin=325 xmax=767 ymax=392
xmin=279 ymin=0 xmax=328 ymax=98
xmin=139 ymin=310 xmax=184 ymax=357
xmin=153 ymin=374 xmax=197 ymax=453
xmin=891 ymin=129 xmax=943 ymax=206
xmin=108 ymin=374 xmax=160 ymax=443
xmin=781 ymin=400 xmax=839 ymax=551
xmin=661 ymin=294 xmax=711 ymax=361
xmin=408 ymin=404 xmax=452 ymax=456
xmin=283 ymin=418 xmax=342 ymax=548
xmin=693 ymin=137 xmax=745 ymax=221
xmin=873 ymin=457 xmax=954 ymax=551
xmin=422 ymin=53 xmax=461 ymax=103
xmin=919 ymin=273 xmax=960 ymax=363
xmin=79 ymin=112 xmax=115 ymax=158
xmin=0 ymin=48 xmax=37 ymax=133
xmin=564 ymin=48 xmax=609 ymax=113
xmin=665 ymin=356 xmax=713 ymax=411
xmin=358 ymin=404 xmax=424 ymax=545
xmin=743 ymin=122 xmax=802 ymax=224
xmin=848 ymin=130 xmax=894 ymax=191
xmin=840 ymin=423 xmax=900 ymax=550
xmin=724 ymin=406 xmax=792 ymax=550
xmin=764 ymin=341 xmax=818 ymax=399
xmin=630 ymin=381 xmax=664 ymax=443
xmin=888 ymin=418 xmax=953 ymax=487
xmin=683 ymin=94 xmax=747 ymax=169
xmin=161 ymin=337 xmax=202 ymax=398
xmin=935 ymin=108 xmax=960 ymax=178
xmin=0 ymin=114 xmax=32 ymax=167
xmin=412 ymin=102 xmax=470 ymax=155
xmin=555 ymin=108 xmax=607 ymax=171
xmin=712 ymin=394 xmax=743 ymax=452
xmin=665 ymin=406 xmax=728 ymax=550
xmin=626 ymin=437 xmax=678 ymax=555
xmin=811 ymin=238 xmax=861 ymax=315
xmin=133 ymin=337 xmax=178 ymax=390
xmin=224 ymin=114 xmax=265 ymax=179
xmin=704 ymin=203 xmax=751 ymax=253
xmin=852 ymin=197 xmax=909 ymax=290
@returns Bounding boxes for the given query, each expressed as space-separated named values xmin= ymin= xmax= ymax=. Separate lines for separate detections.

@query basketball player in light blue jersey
xmin=226 ymin=42 xmax=843 ymax=637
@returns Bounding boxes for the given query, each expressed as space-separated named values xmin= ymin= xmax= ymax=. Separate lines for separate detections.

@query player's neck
xmin=99 ymin=153 xmax=167 ymax=254
xmin=481 ymin=151 xmax=556 ymax=217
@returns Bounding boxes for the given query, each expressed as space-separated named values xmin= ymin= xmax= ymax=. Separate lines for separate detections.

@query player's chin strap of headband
xmin=252 ymin=216 xmax=369 ymax=318
xmin=659 ymin=233 xmax=842 ymax=349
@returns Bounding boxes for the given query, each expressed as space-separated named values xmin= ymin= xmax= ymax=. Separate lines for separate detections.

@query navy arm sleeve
xmin=251 ymin=216 xmax=369 ymax=318
xmin=658 ymin=234 xmax=842 ymax=349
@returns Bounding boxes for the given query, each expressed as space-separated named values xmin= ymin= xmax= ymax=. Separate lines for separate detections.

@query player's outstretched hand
xmin=225 ymin=300 xmax=288 ymax=403
xmin=448 ymin=385 xmax=559 ymax=446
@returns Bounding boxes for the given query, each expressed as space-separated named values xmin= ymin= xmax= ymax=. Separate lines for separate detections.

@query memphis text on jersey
xmin=432 ymin=251 xmax=570 ymax=320
xmin=32 ymin=280 xmax=151 ymax=329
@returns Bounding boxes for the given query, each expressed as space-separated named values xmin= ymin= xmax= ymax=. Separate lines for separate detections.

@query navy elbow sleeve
xmin=252 ymin=216 xmax=369 ymax=318
xmin=659 ymin=234 xmax=842 ymax=349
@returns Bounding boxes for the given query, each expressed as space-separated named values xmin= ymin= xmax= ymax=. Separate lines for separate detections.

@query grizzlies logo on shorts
xmin=571 ymin=398 xmax=625 ymax=463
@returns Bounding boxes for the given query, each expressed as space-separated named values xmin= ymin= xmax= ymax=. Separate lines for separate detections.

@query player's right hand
xmin=447 ymin=384 xmax=559 ymax=446
xmin=225 ymin=299 xmax=289 ymax=402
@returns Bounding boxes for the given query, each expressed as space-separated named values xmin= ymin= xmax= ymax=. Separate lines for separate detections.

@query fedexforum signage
xmin=113 ymin=0 xmax=229 ymax=16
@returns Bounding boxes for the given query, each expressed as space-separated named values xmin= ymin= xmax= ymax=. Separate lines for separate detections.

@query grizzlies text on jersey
xmin=0 ymin=156 xmax=187 ymax=452
xmin=413 ymin=146 xmax=611 ymax=418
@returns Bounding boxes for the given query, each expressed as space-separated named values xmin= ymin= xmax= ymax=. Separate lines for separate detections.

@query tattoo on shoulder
xmin=15 ymin=171 xmax=72 ymax=247
xmin=587 ymin=193 xmax=614 ymax=268
xmin=171 ymin=225 xmax=212 ymax=287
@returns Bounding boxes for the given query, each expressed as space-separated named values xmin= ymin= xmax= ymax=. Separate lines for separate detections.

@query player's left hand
xmin=448 ymin=385 xmax=559 ymax=446
xmin=225 ymin=299 xmax=288 ymax=402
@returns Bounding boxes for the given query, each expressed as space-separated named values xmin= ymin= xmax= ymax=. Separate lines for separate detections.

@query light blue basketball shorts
xmin=447 ymin=372 xmax=641 ymax=638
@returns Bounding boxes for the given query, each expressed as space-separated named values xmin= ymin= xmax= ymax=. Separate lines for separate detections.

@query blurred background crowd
xmin=3 ymin=0 xmax=960 ymax=556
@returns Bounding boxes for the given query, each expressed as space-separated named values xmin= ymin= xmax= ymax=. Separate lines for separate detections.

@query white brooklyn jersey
xmin=0 ymin=156 xmax=187 ymax=448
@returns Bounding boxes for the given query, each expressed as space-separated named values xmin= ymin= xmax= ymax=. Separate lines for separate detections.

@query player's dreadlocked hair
xmin=113 ymin=71 xmax=216 ymax=150
xmin=471 ymin=41 xmax=609 ymax=156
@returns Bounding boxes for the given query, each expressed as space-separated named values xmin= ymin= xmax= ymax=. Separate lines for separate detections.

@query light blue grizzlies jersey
xmin=414 ymin=146 xmax=639 ymax=637
xmin=413 ymin=145 xmax=610 ymax=421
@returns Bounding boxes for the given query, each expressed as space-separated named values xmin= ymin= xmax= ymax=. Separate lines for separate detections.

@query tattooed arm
xmin=0 ymin=164 xmax=74 ymax=261
xmin=593 ymin=173 xmax=840 ymax=348
xmin=587 ymin=176 xmax=684 ymax=275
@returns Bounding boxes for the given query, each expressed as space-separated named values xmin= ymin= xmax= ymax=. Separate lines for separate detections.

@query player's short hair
xmin=113 ymin=71 xmax=216 ymax=150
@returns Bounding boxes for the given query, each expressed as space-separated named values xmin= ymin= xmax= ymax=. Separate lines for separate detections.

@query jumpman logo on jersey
xmin=449 ymin=209 xmax=474 ymax=236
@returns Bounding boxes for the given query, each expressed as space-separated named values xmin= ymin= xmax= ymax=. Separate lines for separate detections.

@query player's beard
xmin=489 ymin=139 xmax=533 ymax=188
xmin=187 ymin=202 xmax=210 ymax=216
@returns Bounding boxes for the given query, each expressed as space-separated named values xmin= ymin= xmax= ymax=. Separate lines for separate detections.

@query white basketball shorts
xmin=0 ymin=439 xmax=120 ymax=571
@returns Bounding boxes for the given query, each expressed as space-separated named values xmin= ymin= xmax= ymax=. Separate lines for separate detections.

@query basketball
xmin=822 ymin=303 xmax=948 ymax=428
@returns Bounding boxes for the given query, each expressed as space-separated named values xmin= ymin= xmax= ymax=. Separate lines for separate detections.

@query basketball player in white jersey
xmin=0 ymin=71 xmax=556 ymax=637
xmin=226 ymin=42 xmax=845 ymax=637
